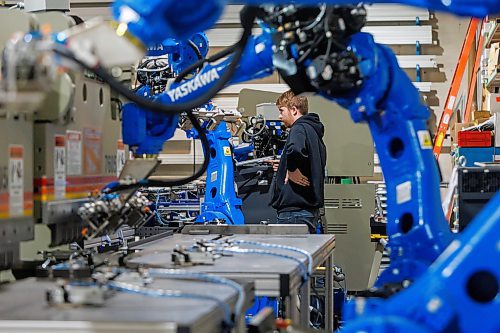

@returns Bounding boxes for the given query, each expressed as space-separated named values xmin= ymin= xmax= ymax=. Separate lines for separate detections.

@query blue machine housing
xmin=146 ymin=32 xmax=209 ymax=76
xmin=342 ymin=192 xmax=500 ymax=333
xmin=122 ymin=92 xmax=179 ymax=156
xmin=157 ymin=30 xmax=274 ymax=106
xmin=232 ymin=143 xmax=254 ymax=162
xmin=321 ymin=33 xmax=454 ymax=285
xmin=123 ymin=33 xmax=209 ymax=155
xmin=456 ymin=147 xmax=495 ymax=167
xmin=112 ymin=0 xmax=224 ymax=44
xmin=185 ymin=121 xmax=245 ymax=225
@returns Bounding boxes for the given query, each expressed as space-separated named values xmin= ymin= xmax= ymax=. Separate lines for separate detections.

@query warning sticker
xmin=8 ymin=145 xmax=24 ymax=216
xmin=396 ymin=181 xmax=412 ymax=204
xmin=446 ymin=96 xmax=456 ymax=111
xmin=435 ymin=132 xmax=445 ymax=148
xmin=116 ymin=140 xmax=126 ymax=177
xmin=417 ymin=131 xmax=433 ymax=150
xmin=66 ymin=130 xmax=82 ymax=176
xmin=442 ymin=114 xmax=450 ymax=125
xmin=54 ymin=135 xmax=66 ymax=200
xmin=211 ymin=171 xmax=218 ymax=182
xmin=83 ymin=128 xmax=102 ymax=175
xmin=223 ymin=146 xmax=232 ymax=156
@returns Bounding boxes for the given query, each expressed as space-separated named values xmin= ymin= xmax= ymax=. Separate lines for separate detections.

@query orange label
xmin=55 ymin=135 xmax=65 ymax=147
xmin=9 ymin=146 xmax=23 ymax=159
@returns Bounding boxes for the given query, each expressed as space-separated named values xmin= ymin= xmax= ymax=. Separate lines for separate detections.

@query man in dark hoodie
xmin=269 ymin=90 xmax=327 ymax=233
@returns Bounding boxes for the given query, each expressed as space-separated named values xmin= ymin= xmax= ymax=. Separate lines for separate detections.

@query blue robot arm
xmin=123 ymin=32 xmax=210 ymax=156
xmin=157 ymin=30 xmax=274 ymax=106
xmin=342 ymin=192 xmax=500 ymax=333
xmin=335 ymin=33 xmax=454 ymax=284
xmin=117 ymin=5 xmax=498 ymax=331
xmin=183 ymin=115 xmax=245 ymax=225
xmin=250 ymin=6 xmax=498 ymax=332
xmin=123 ymin=30 xmax=274 ymax=156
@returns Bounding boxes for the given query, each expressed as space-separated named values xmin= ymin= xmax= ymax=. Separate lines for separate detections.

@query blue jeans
xmin=277 ymin=209 xmax=320 ymax=234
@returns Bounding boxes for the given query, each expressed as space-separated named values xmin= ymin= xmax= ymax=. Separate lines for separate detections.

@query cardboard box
xmin=488 ymin=43 xmax=500 ymax=78
xmin=474 ymin=117 xmax=491 ymax=125
xmin=472 ymin=111 xmax=492 ymax=121
xmin=451 ymin=122 xmax=474 ymax=145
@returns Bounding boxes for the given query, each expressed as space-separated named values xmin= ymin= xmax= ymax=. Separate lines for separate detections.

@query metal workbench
xmin=0 ymin=277 xmax=252 ymax=333
xmin=127 ymin=232 xmax=336 ymax=332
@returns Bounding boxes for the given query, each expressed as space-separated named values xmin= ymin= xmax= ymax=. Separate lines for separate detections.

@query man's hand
xmin=285 ymin=168 xmax=310 ymax=187
xmin=266 ymin=159 xmax=280 ymax=172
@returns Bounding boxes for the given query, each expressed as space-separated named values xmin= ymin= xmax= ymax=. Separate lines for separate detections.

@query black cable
xmin=310 ymin=279 xmax=323 ymax=300
xmin=297 ymin=34 xmax=324 ymax=63
xmin=187 ymin=39 xmax=203 ymax=61
xmin=53 ymin=47 xmax=185 ymax=115
xmin=174 ymin=43 xmax=238 ymax=84
xmin=174 ymin=5 xmax=261 ymax=83
xmin=175 ymin=6 xmax=260 ymax=84
xmin=51 ymin=5 xmax=258 ymax=115
xmin=109 ymin=111 xmax=210 ymax=191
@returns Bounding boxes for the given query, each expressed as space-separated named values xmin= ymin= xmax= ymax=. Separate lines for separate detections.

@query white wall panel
xmin=68 ymin=2 xmax=429 ymax=22
xmin=397 ymin=55 xmax=437 ymax=68
xmin=363 ymin=26 xmax=433 ymax=45
xmin=219 ymin=82 xmax=432 ymax=95
xmin=219 ymin=5 xmax=429 ymax=24
xmin=206 ymin=25 xmax=433 ymax=47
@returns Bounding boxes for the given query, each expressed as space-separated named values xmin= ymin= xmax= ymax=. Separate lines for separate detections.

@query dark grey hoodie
xmin=270 ymin=113 xmax=327 ymax=212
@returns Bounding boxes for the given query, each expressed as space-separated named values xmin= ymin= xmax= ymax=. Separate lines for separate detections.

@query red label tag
xmin=9 ymin=146 xmax=23 ymax=159
xmin=55 ymin=135 xmax=65 ymax=147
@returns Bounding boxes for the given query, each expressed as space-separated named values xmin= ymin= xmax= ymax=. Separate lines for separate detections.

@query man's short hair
xmin=276 ymin=89 xmax=309 ymax=115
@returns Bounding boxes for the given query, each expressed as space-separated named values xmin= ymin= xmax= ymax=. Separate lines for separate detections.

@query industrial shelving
xmin=485 ymin=16 xmax=500 ymax=49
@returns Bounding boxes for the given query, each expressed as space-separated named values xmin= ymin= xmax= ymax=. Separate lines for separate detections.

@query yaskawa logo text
xmin=148 ymin=44 xmax=164 ymax=51
xmin=167 ymin=68 xmax=220 ymax=102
